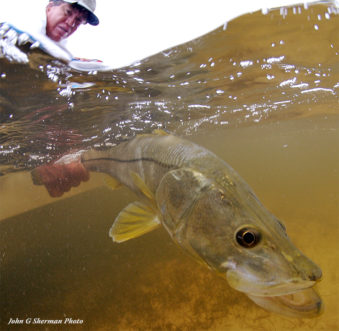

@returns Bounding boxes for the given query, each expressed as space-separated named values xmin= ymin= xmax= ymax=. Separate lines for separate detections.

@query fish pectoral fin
xmin=130 ymin=171 xmax=154 ymax=201
xmin=103 ymin=174 xmax=122 ymax=190
xmin=109 ymin=201 xmax=160 ymax=243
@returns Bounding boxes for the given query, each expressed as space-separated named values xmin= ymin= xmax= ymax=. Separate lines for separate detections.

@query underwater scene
xmin=0 ymin=1 xmax=338 ymax=330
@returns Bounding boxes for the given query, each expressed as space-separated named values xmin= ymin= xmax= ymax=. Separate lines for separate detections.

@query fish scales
xmin=61 ymin=132 xmax=322 ymax=317
xmin=81 ymin=134 xmax=298 ymax=239
xmin=81 ymin=134 xmax=221 ymax=195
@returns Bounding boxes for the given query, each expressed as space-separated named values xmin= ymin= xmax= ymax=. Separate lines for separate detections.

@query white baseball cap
xmin=64 ymin=0 xmax=99 ymax=25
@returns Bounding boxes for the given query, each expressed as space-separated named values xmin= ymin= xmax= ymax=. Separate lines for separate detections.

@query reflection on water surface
xmin=0 ymin=1 xmax=338 ymax=173
xmin=0 ymin=1 xmax=338 ymax=330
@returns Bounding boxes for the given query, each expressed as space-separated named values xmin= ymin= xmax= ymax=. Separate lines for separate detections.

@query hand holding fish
xmin=31 ymin=158 xmax=89 ymax=197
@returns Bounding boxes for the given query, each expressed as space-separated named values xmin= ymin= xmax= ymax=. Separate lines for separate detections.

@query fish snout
xmin=288 ymin=253 xmax=322 ymax=284
xmin=308 ymin=267 xmax=322 ymax=282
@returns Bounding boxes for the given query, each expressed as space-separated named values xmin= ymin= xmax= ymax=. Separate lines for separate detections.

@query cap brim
xmin=87 ymin=11 xmax=99 ymax=26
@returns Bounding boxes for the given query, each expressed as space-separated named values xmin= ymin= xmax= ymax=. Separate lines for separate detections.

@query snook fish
xmin=79 ymin=131 xmax=322 ymax=317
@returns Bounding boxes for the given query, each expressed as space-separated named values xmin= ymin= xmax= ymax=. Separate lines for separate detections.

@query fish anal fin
xmin=103 ymin=174 xmax=122 ymax=190
xmin=130 ymin=171 xmax=154 ymax=201
xmin=109 ymin=201 xmax=160 ymax=243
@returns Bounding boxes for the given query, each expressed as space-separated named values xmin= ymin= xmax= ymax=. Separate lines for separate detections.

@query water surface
xmin=0 ymin=1 xmax=338 ymax=173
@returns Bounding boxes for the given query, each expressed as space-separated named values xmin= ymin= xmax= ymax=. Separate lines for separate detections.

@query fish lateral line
xmin=81 ymin=156 xmax=175 ymax=169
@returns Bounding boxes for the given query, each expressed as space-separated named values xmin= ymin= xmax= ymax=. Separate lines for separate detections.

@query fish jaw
xmin=247 ymin=287 xmax=323 ymax=318
xmin=224 ymin=247 xmax=322 ymax=295
xmin=226 ymin=268 xmax=319 ymax=297
xmin=224 ymin=257 xmax=322 ymax=317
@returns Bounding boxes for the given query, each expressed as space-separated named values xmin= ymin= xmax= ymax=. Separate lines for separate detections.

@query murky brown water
xmin=1 ymin=115 xmax=338 ymax=330
xmin=0 ymin=1 xmax=338 ymax=330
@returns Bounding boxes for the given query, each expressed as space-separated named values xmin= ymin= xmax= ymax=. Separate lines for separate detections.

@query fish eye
xmin=236 ymin=227 xmax=261 ymax=248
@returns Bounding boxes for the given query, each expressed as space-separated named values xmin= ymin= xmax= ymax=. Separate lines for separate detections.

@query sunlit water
xmin=0 ymin=2 xmax=338 ymax=330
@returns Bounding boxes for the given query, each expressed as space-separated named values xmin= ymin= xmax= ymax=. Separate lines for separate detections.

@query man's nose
xmin=65 ymin=14 xmax=77 ymax=27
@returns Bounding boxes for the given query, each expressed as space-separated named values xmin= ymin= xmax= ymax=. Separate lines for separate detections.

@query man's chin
xmin=52 ymin=27 xmax=69 ymax=41
xmin=48 ymin=33 xmax=63 ymax=42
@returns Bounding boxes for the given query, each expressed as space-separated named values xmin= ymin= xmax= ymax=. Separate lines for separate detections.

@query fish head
xmin=157 ymin=167 xmax=322 ymax=316
xmin=222 ymin=220 xmax=322 ymax=296
xmin=220 ymin=208 xmax=323 ymax=317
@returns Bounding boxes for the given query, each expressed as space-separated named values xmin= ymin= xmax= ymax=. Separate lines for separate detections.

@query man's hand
xmin=31 ymin=161 xmax=90 ymax=197
xmin=0 ymin=24 xmax=29 ymax=64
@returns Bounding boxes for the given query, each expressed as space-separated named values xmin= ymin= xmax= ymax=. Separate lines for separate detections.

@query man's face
xmin=46 ymin=3 xmax=87 ymax=41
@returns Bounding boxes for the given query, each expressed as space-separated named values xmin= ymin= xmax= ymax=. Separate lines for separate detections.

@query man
xmin=0 ymin=0 xmax=99 ymax=63
xmin=46 ymin=0 xmax=99 ymax=42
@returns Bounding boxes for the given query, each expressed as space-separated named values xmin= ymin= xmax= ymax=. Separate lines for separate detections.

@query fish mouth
xmin=247 ymin=279 xmax=316 ymax=297
xmin=226 ymin=269 xmax=323 ymax=316
xmin=226 ymin=269 xmax=318 ymax=297
xmin=247 ymin=287 xmax=323 ymax=318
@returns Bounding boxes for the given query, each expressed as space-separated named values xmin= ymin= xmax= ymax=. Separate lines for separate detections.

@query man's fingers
xmin=31 ymin=161 xmax=90 ymax=197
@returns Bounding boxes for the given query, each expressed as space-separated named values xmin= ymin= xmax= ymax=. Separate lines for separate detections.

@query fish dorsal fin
xmin=130 ymin=171 xmax=154 ymax=201
xmin=152 ymin=129 xmax=169 ymax=136
xmin=103 ymin=174 xmax=122 ymax=189
xmin=109 ymin=201 xmax=160 ymax=243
